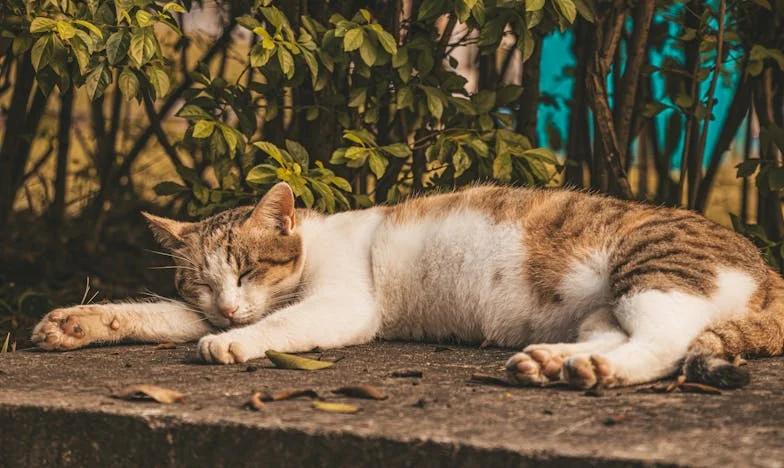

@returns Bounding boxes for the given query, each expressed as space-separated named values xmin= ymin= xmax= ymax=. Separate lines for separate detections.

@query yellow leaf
xmin=265 ymin=349 xmax=335 ymax=370
xmin=312 ymin=402 xmax=360 ymax=414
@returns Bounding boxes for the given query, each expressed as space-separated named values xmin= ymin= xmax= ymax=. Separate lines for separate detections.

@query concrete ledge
xmin=1 ymin=343 xmax=783 ymax=467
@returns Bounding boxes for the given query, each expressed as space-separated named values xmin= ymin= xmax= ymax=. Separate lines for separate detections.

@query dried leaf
xmin=154 ymin=343 xmax=177 ymax=350
xmin=333 ymin=385 xmax=387 ymax=400
xmin=603 ymin=414 xmax=630 ymax=426
xmin=265 ymin=349 xmax=334 ymax=370
xmin=312 ymin=402 xmax=360 ymax=414
xmin=262 ymin=389 xmax=320 ymax=401
xmin=391 ymin=370 xmax=423 ymax=378
xmin=468 ymin=373 xmax=515 ymax=387
xmin=244 ymin=391 xmax=265 ymax=410
xmin=679 ymin=382 xmax=722 ymax=395
xmin=665 ymin=375 xmax=687 ymax=392
xmin=434 ymin=346 xmax=453 ymax=352
xmin=112 ymin=384 xmax=185 ymax=404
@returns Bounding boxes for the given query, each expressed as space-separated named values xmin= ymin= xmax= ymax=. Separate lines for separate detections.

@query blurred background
xmin=1 ymin=0 xmax=783 ymax=351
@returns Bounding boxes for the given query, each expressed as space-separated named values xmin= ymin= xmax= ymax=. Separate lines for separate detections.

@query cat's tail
xmin=682 ymin=268 xmax=784 ymax=389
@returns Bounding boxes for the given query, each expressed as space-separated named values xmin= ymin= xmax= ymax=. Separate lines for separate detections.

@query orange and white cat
xmin=32 ymin=183 xmax=784 ymax=389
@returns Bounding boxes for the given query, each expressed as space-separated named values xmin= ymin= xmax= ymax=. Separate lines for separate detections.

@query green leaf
xmin=383 ymin=143 xmax=411 ymax=158
xmin=70 ymin=37 xmax=91 ymax=75
xmin=736 ymin=160 xmax=760 ymax=178
xmin=452 ymin=146 xmax=472 ymax=177
xmin=56 ymin=21 xmax=76 ymax=40
xmin=193 ymin=120 xmax=216 ymax=138
xmin=147 ymin=66 xmax=170 ymax=98
xmin=525 ymin=0 xmax=545 ymax=11
xmin=348 ymin=88 xmax=367 ymax=108
xmin=396 ymin=86 xmax=413 ymax=110
xmin=552 ymin=0 xmax=577 ymax=23
xmin=374 ymin=28 xmax=397 ymax=55
xmin=31 ymin=35 xmax=53 ymax=72
xmin=129 ymin=28 xmax=157 ymax=66
xmin=422 ymin=86 xmax=444 ymax=120
xmin=751 ymin=0 xmax=773 ymax=10
xmin=154 ymin=181 xmax=188 ymax=195
xmin=253 ymin=141 xmax=289 ymax=167
xmin=642 ymin=102 xmax=667 ymax=118
xmin=473 ymin=90 xmax=496 ymax=114
xmin=496 ymin=85 xmax=524 ymax=105
xmin=522 ymin=148 xmax=558 ymax=165
xmin=106 ymin=30 xmax=130 ymax=65
xmin=30 ymin=18 xmax=58 ymax=34
xmin=359 ymin=39 xmax=377 ymax=66
xmin=220 ymin=125 xmax=238 ymax=153
xmin=344 ymin=28 xmax=364 ymax=51
xmin=417 ymin=0 xmax=448 ymax=20
xmin=118 ymin=67 xmax=139 ymax=101
xmin=285 ymin=140 xmax=309 ymax=167
xmin=368 ymin=151 xmax=388 ymax=178
xmin=769 ymin=168 xmax=784 ymax=191
xmin=493 ymin=152 xmax=512 ymax=182
xmin=574 ymin=0 xmax=596 ymax=23
xmin=246 ymin=164 xmax=279 ymax=185
xmin=277 ymin=47 xmax=294 ymax=79
xmin=136 ymin=10 xmax=155 ymax=27
xmin=85 ymin=63 xmax=112 ymax=101
xmin=163 ymin=2 xmax=187 ymax=13
xmin=176 ymin=104 xmax=212 ymax=120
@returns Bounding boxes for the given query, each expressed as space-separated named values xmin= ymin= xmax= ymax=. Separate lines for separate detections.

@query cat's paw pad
xmin=31 ymin=308 xmax=93 ymax=350
xmin=563 ymin=354 xmax=615 ymax=389
xmin=197 ymin=335 xmax=249 ymax=364
xmin=505 ymin=348 xmax=563 ymax=385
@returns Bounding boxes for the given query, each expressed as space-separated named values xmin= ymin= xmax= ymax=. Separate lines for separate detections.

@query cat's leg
xmin=31 ymin=301 xmax=213 ymax=351
xmin=197 ymin=292 xmax=379 ymax=364
xmin=561 ymin=290 xmax=718 ymax=389
xmin=506 ymin=307 xmax=628 ymax=385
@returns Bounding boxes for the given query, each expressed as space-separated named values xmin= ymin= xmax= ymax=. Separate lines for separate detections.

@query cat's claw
xmin=197 ymin=334 xmax=248 ymax=364
xmin=563 ymin=354 xmax=616 ymax=389
xmin=31 ymin=307 xmax=93 ymax=351
xmin=505 ymin=347 xmax=564 ymax=385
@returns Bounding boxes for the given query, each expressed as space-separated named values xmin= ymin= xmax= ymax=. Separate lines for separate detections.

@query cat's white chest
xmin=370 ymin=210 xmax=538 ymax=345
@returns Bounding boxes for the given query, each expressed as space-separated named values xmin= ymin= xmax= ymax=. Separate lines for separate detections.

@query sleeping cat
xmin=31 ymin=182 xmax=784 ymax=389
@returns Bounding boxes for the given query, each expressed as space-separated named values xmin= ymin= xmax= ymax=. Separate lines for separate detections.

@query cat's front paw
xmin=31 ymin=306 xmax=118 ymax=351
xmin=197 ymin=334 xmax=253 ymax=364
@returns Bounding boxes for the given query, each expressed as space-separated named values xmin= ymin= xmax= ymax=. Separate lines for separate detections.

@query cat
xmin=31 ymin=182 xmax=784 ymax=389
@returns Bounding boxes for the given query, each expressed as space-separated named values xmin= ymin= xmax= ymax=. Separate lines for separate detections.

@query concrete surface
xmin=1 ymin=342 xmax=783 ymax=467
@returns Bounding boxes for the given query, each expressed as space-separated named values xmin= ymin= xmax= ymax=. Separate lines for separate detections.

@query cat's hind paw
xmin=563 ymin=354 xmax=616 ymax=389
xmin=197 ymin=334 xmax=250 ymax=364
xmin=505 ymin=348 xmax=564 ymax=385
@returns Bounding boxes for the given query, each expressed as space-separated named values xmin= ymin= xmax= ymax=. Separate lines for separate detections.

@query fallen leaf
xmin=391 ymin=370 xmax=423 ymax=378
xmin=665 ymin=375 xmax=687 ymax=392
xmin=154 ymin=343 xmax=177 ymax=350
xmin=434 ymin=346 xmax=453 ymax=352
xmin=603 ymin=414 xmax=630 ymax=426
xmin=265 ymin=349 xmax=334 ymax=370
xmin=333 ymin=385 xmax=387 ymax=400
xmin=679 ymin=382 xmax=722 ymax=395
xmin=263 ymin=389 xmax=321 ymax=401
xmin=112 ymin=384 xmax=185 ymax=404
xmin=312 ymin=402 xmax=360 ymax=414
xmin=244 ymin=391 xmax=265 ymax=410
xmin=318 ymin=354 xmax=346 ymax=363
xmin=468 ymin=373 xmax=515 ymax=387
xmin=245 ymin=365 xmax=258 ymax=372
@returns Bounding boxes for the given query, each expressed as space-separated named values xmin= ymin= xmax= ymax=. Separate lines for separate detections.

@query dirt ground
xmin=1 ymin=342 xmax=783 ymax=467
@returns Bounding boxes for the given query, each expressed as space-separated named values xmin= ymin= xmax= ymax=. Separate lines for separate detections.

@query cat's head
xmin=143 ymin=182 xmax=304 ymax=328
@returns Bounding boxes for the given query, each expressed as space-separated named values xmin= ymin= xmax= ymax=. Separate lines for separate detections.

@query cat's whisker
xmin=144 ymin=248 xmax=197 ymax=266
xmin=147 ymin=265 xmax=199 ymax=272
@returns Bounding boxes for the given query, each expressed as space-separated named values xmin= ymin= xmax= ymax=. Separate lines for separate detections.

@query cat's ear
xmin=245 ymin=182 xmax=296 ymax=235
xmin=142 ymin=212 xmax=193 ymax=249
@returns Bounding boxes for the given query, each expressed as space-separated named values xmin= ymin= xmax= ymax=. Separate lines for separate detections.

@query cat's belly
xmin=370 ymin=209 xmax=581 ymax=346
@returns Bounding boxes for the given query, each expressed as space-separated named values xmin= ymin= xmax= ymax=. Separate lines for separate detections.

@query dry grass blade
xmin=244 ymin=392 xmax=265 ymax=410
xmin=312 ymin=402 xmax=360 ymax=414
xmin=154 ymin=343 xmax=178 ymax=350
xmin=468 ymin=373 xmax=515 ymax=387
xmin=333 ymin=385 xmax=387 ymax=400
xmin=112 ymin=384 xmax=186 ymax=404
xmin=265 ymin=349 xmax=334 ymax=370
xmin=263 ymin=389 xmax=321 ymax=401
xmin=1 ymin=332 xmax=9 ymax=353
xmin=679 ymin=382 xmax=722 ymax=395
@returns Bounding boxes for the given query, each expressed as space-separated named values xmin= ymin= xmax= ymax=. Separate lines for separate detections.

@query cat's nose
xmin=218 ymin=304 xmax=238 ymax=318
